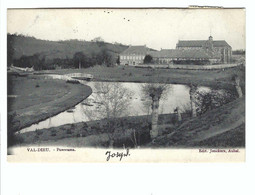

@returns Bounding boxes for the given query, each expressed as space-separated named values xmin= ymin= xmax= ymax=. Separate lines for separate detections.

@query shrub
xmin=66 ymin=129 xmax=72 ymax=134
xmin=195 ymin=89 xmax=237 ymax=115
xmin=35 ymin=130 xmax=43 ymax=136
xmin=51 ymin=130 xmax=57 ymax=136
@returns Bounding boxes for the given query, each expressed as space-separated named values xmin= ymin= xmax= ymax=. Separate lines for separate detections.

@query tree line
xmin=7 ymin=34 xmax=121 ymax=70
xmin=10 ymin=50 xmax=119 ymax=70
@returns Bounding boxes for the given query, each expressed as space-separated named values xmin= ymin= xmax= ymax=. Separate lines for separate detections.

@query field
xmin=8 ymin=74 xmax=92 ymax=132
xmin=40 ymin=65 xmax=245 ymax=91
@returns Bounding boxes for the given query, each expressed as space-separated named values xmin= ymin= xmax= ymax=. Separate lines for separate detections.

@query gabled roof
xmin=176 ymin=40 xmax=231 ymax=48
xmin=149 ymin=49 xmax=220 ymax=59
xmin=120 ymin=46 xmax=149 ymax=55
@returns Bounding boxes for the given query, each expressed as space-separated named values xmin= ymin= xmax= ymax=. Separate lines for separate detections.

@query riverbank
xmin=38 ymin=65 xmax=245 ymax=91
xmin=14 ymin=97 xmax=245 ymax=148
xmin=8 ymin=75 xmax=92 ymax=132
xmin=150 ymin=96 xmax=245 ymax=148
xmin=14 ymin=113 xmax=186 ymax=147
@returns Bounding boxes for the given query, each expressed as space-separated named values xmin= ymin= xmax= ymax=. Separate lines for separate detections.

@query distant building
xmin=149 ymin=49 xmax=220 ymax=65
xmin=119 ymin=36 xmax=232 ymax=65
xmin=119 ymin=45 xmax=150 ymax=66
xmin=176 ymin=36 xmax=232 ymax=63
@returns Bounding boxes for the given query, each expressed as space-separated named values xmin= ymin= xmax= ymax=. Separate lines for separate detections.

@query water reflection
xmin=82 ymin=82 xmax=134 ymax=121
xmin=19 ymin=81 xmax=193 ymax=133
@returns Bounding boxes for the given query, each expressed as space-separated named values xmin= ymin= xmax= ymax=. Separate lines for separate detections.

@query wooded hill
xmin=7 ymin=34 xmax=128 ymax=67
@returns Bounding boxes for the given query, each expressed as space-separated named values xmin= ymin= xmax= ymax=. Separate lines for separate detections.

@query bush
xmin=195 ymin=89 xmax=237 ymax=115
xmin=51 ymin=130 xmax=57 ymax=136
xmin=66 ymin=129 xmax=72 ymax=134
xmin=7 ymin=112 xmax=23 ymax=147
xmin=35 ymin=130 xmax=43 ymax=136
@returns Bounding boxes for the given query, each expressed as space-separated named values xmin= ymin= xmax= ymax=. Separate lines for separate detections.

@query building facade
xmin=149 ymin=49 xmax=220 ymax=65
xmin=176 ymin=36 xmax=232 ymax=63
xmin=119 ymin=46 xmax=149 ymax=66
xmin=119 ymin=36 xmax=232 ymax=65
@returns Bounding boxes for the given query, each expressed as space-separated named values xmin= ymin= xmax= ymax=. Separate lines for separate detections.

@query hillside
xmin=8 ymin=34 xmax=128 ymax=61
xmin=149 ymin=97 xmax=245 ymax=148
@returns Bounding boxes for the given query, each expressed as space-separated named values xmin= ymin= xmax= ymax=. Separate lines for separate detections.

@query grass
xmin=16 ymin=94 xmax=245 ymax=148
xmin=8 ymin=74 xmax=92 ymax=131
xmin=15 ymin=113 xmax=182 ymax=147
xmin=9 ymin=65 xmax=245 ymax=148
xmin=149 ymin=96 xmax=245 ymax=148
xmin=39 ymin=65 xmax=245 ymax=91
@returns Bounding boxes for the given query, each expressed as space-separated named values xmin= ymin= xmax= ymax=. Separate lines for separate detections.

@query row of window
xmin=120 ymin=55 xmax=144 ymax=60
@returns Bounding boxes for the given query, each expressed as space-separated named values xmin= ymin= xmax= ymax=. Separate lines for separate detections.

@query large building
xmin=119 ymin=36 xmax=232 ymax=65
xmin=149 ymin=49 xmax=220 ymax=65
xmin=176 ymin=36 xmax=232 ymax=63
xmin=119 ymin=45 xmax=150 ymax=66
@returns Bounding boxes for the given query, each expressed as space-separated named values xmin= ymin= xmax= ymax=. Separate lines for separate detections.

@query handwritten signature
xmin=105 ymin=149 xmax=131 ymax=161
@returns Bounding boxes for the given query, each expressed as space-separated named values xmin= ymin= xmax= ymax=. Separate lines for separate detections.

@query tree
xmin=143 ymin=55 xmax=153 ymax=64
xmin=7 ymin=34 xmax=15 ymax=66
xmin=195 ymin=89 xmax=236 ymax=116
xmin=91 ymin=37 xmax=104 ymax=42
xmin=189 ymin=84 xmax=198 ymax=117
xmin=233 ymin=75 xmax=243 ymax=98
xmin=116 ymin=56 xmax=120 ymax=65
xmin=82 ymin=82 xmax=133 ymax=147
xmin=96 ymin=49 xmax=113 ymax=66
xmin=14 ymin=53 xmax=44 ymax=70
xmin=141 ymin=83 xmax=169 ymax=139
xmin=73 ymin=52 xmax=88 ymax=69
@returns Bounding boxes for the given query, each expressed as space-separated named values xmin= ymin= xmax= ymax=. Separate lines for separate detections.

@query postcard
xmin=6 ymin=8 xmax=245 ymax=162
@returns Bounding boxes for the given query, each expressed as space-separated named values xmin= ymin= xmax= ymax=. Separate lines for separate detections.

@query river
xmin=18 ymin=74 xmax=210 ymax=133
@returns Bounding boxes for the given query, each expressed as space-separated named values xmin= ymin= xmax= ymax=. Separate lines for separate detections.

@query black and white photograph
xmin=6 ymin=8 xmax=245 ymax=162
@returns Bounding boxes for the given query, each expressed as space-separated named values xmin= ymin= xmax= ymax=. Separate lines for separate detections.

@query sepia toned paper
xmin=6 ymin=8 xmax=245 ymax=163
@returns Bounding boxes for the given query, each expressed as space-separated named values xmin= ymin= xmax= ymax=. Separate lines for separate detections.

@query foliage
xmin=232 ymin=49 xmax=245 ymax=55
xmin=73 ymin=52 xmax=89 ymax=69
xmin=13 ymin=53 xmax=46 ymax=70
xmin=141 ymin=83 xmax=170 ymax=100
xmin=7 ymin=112 xmax=23 ymax=147
xmin=195 ymin=89 xmax=237 ymax=115
xmin=96 ymin=48 xmax=114 ymax=66
xmin=7 ymin=33 xmax=15 ymax=66
xmin=7 ymin=34 xmax=128 ymax=69
xmin=81 ymin=82 xmax=134 ymax=146
xmin=143 ymin=55 xmax=153 ymax=64
xmin=116 ymin=56 xmax=120 ymax=65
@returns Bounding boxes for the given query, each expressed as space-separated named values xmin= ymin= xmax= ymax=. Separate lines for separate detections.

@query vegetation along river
xmin=18 ymin=74 xmax=215 ymax=134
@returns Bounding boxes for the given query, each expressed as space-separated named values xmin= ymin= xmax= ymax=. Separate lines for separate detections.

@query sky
xmin=7 ymin=8 xmax=245 ymax=50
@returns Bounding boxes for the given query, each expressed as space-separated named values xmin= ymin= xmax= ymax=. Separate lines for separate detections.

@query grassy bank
xmin=150 ymin=97 xmax=245 ymax=148
xmin=8 ymin=74 xmax=92 ymax=132
xmin=15 ymin=96 xmax=245 ymax=148
xmin=15 ymin=113 xmax=186 ymax=147
xmin=39 ymin=65 xmax=245 ymax=91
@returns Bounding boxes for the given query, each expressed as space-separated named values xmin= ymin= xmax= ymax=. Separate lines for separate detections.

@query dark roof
xmin=120 ymin=46 xmax=149 ymax=55
xmin=149 ymin=49 xmax=220 ymax=59
xmin=176 ymin=40 xmax=231 ymax=48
